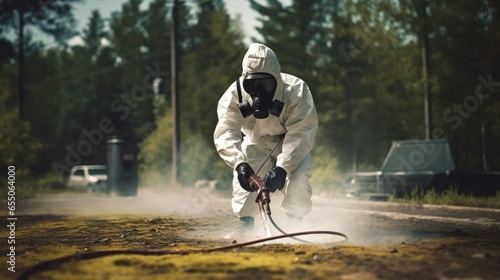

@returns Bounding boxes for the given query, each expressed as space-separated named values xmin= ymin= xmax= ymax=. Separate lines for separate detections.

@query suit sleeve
xmin=213 ymin=82 xmax=247 ymax=169
xmin=276 ymin=81 xmax=318 ymax=174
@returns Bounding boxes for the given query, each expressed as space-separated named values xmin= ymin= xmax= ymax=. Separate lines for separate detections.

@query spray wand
xmin=248 ymin=175 xmax=272 ymax=237
xmin=246 ymin=138 xmax=283 ymax=238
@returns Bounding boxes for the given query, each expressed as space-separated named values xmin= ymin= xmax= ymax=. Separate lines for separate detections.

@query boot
xmin=224 ymin=216 xmax=254 ymax=240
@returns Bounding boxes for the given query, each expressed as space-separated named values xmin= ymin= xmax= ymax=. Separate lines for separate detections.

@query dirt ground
xmin=3 ymin=189 xmax=500 ymax=280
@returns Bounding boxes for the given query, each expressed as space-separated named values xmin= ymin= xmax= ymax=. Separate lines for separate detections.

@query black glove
xmin=263 ymin=166 xmax=287 ymax=192
xmin=235 ymin=163 xmax=255 ymax=192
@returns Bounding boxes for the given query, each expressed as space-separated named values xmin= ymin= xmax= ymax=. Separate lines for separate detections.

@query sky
xmin=69 ymin=0 xmax=263 ymax=46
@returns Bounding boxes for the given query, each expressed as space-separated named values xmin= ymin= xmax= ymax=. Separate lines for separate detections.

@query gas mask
xmin=237 ymin=73 xmax=284 ymax=119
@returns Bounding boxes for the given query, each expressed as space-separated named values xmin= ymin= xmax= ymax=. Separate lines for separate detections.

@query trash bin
xmin=106 ymin=135 xmax=138 ymax=196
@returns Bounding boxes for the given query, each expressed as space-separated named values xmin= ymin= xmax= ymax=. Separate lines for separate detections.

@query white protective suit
xmin=213 ymin=43 xmax=318 ymax=218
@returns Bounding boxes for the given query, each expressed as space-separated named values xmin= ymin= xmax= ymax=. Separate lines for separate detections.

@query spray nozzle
xmin=248 ymin=175 xmax=271 ymax=216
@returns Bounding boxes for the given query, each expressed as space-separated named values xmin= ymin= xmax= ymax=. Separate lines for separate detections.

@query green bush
xmin=179 ymin=134 xmax=226 ymax=187
xmin=138 ymin=110 xmax=173 ymax=187
xmin=311 ymin=146 xmax=343 ymax=193
xmin=0 ymin=171 xmax=68 ymax=200
xmin=389 ymin=187 xmax=500 ymax=209
xmin=138 ymin=110 xmax=228 ymax=188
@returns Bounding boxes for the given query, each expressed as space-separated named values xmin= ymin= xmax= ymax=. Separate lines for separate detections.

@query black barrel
xmin=106 ymin=135 xmax=138 ymax=196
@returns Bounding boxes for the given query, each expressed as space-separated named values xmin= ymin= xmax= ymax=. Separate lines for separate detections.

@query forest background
xmin=1 ymin=0 xmax=499 ymax=197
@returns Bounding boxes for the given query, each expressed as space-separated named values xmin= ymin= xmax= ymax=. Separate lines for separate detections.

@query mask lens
xmin=243 ymin=74 xmax=276 ymax=95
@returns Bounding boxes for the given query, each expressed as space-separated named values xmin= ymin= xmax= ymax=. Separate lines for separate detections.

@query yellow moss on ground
xmin=3 ymin=215 xmax=499 ymax=280
xmin=37 ymin=252 xmax=298 ymax=280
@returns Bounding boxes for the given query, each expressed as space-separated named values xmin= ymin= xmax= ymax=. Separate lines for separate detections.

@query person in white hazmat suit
xmin=214 ymin=43 xmax=318 ymax=236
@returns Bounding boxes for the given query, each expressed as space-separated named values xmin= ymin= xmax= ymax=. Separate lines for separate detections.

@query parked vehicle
xmin=68 ymin=165 xmax=108 ymax=193
xmin=344 ymin=139 xmax=500 ymax=199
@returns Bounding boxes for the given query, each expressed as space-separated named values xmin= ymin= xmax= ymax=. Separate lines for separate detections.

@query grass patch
xmin=388 ymin=188 xmax=500 ymax=209
xmin=29 ymin=173 xmax=68 ymax=193
xmin=0 ymin=171 xmax=69 ymax=200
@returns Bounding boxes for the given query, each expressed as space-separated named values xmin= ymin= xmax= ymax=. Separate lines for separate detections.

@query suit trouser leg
xmin=280 ymin=153 xmax=313 ymax=218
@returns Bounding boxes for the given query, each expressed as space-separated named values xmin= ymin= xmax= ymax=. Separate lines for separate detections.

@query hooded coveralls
xmin=214 ymin=43 xmax=318 ymax=219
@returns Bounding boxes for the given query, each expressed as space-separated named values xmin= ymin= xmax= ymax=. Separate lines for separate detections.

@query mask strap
xmin=236 ymin=78 xmax=253 ymax=118
xmin=236 ymin=78 xmax=242 ymax=103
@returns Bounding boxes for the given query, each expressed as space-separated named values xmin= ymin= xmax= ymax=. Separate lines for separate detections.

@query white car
xmin=68 ymin=165 xmax=108 ymax=193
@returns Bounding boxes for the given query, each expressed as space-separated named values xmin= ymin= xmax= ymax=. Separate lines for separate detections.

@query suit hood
xmin=242 ymin=43 xmax=281 ymax=83
xmin=241 ymin=43 xmax=283 ymax=98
